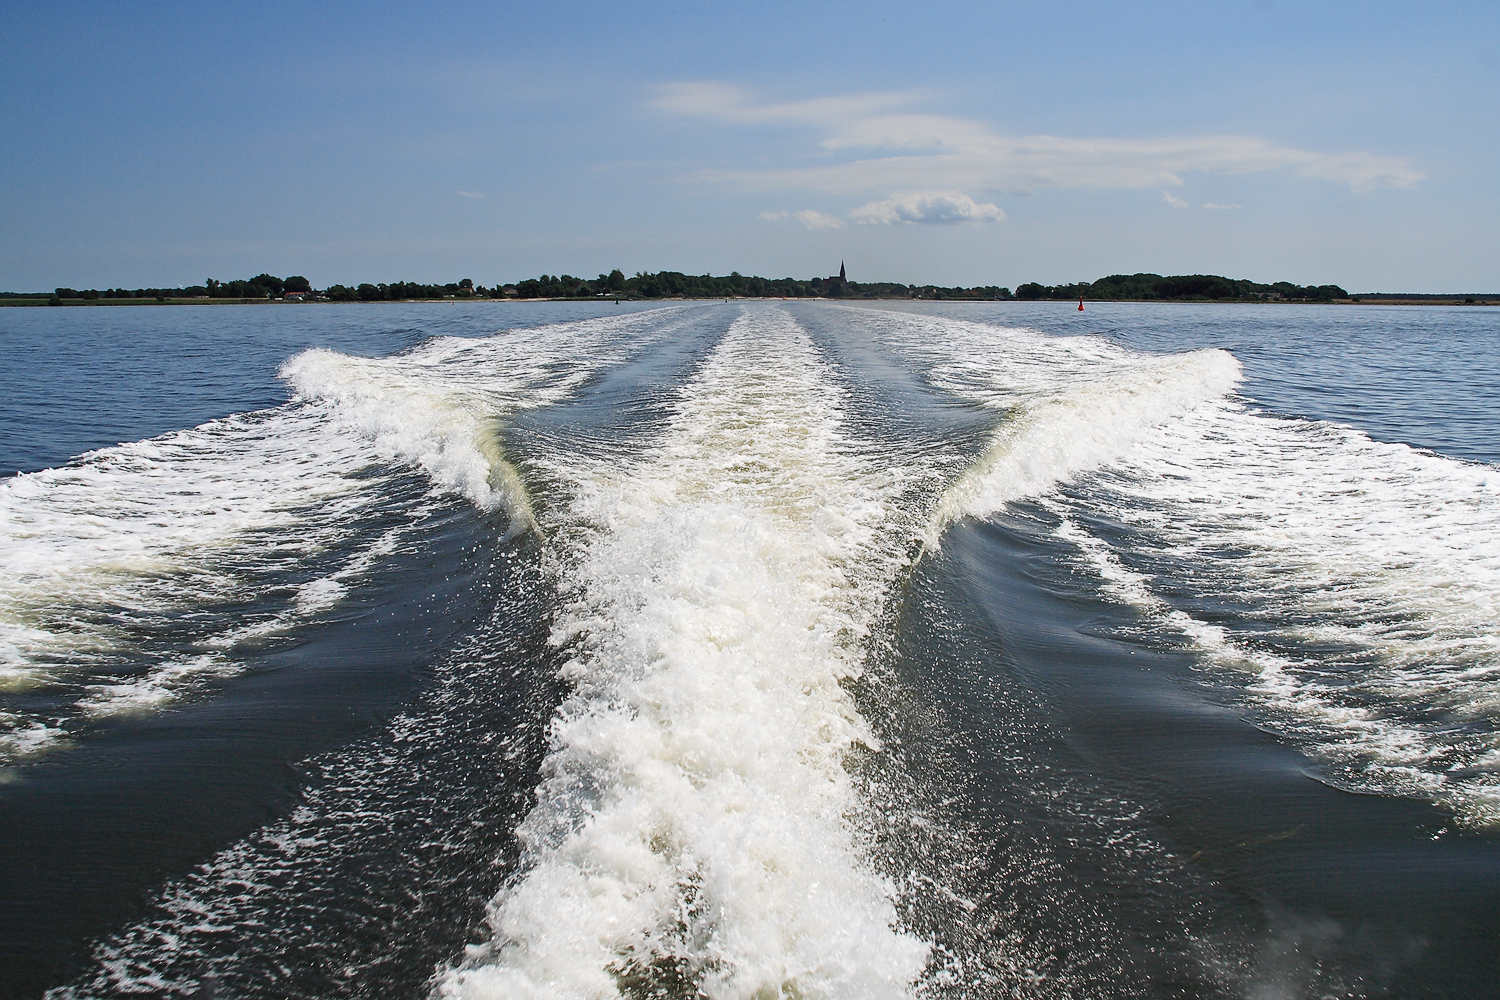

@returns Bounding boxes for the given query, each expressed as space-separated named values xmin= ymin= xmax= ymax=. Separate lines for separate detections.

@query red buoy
xmin=1077 ymin=297 xmax=1085 ymax=311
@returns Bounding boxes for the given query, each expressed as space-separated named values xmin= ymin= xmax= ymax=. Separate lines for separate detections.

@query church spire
xmin=839 ymin=260 xmax=846 ymax=283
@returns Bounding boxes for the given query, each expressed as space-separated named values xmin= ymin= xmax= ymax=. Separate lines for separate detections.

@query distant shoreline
xmin=6 ymin=270 xmax=1496 ymax=306
xmin=2 ymin=295 xmax=1496 ymax=307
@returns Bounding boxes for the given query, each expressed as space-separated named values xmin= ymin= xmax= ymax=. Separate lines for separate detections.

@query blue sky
xmin=2 ymin=0 xmax=1496 ymax=291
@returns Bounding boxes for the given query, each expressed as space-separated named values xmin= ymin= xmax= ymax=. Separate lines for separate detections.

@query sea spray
xmin=864 ymin=305 xmax=1500 ymax=828
xmin=1047 ymin=408 xmax=1500 ymax=828
xmin=0 ymin=310 xmax=673 ymax=762
xmin=439 ymin=307 xmax=930 ymax=999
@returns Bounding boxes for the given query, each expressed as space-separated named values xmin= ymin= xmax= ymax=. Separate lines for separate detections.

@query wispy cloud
xmin=654 ymin=83 xmax=1425 ymax=195
xmin=1162 ymin=190 xmax=1189 ymax=208
xmin=1202 ymin=202 xmax=1242 ymax=209
xmin=793 ymin=209 xmax=844 ymax=230
xmin=456 ymin=190 xmax=484 ymax=199
xmin=757 ymin=210 xmax=789 ymax=221
xmin=851 ymin=191 xmax=1004 ymax=225
xmin=655 ymin=81 xmax=915 ymax=128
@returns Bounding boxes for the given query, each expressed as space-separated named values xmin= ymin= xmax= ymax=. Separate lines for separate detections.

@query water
xmin=1 ymin=301 xmax=1496 ymax=999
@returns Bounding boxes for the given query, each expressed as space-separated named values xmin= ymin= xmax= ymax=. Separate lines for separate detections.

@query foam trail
xmin=863 ymin=310 xmax=1242 ymax=538
xmin=280 ymin=308 xmax=694 ymax=525
xmin=0 ymin=405 xmax=393 ymax=756
xmin=931 ymin=347 xmax=1238 ymax=530
xmin=0 ymin=310 xmax=674 ymax=762
xmin=440 ymin=307 xmax=929 ymax=999
xmin=870 ymin=313 xmax=1500 ymax=827
xmin=860 ymin=308 xmax=1500 ymax=826
xmin=75 ymin=522 xmax=410 ymax=718
xmin=1050 ymin=408 xmax=1500 ymax=828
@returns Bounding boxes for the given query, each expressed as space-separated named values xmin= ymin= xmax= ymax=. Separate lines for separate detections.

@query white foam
xmin=280 ymin=308 xmax=689 ymax=518
xmin=1067 ymin=409 xmax=1500 ymax=826
xmin=81 ymin=654 xmax=243 ymax=715
xmin=0 ymin=405 xmax=389 ymax=757
xmin=931 ymin=347 xmax=1239 ymax=530
xmin=832 ymin=309 xmax=1241 ymax=539
xmin=870 ymin=307 xmax=1500 ymax=827
xmin=73 ymin=523 xmax=414 ymax=720
xmin=440 ymin=307 xmax=929 ymax=999
xmin=0 ymin=712 xmax=64 ymax=760
xmin=1 ymin=309 xmax=677 ymax=761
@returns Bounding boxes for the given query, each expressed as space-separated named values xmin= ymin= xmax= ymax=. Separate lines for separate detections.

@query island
xmin=2 ymin=270 xmax=1494 ymax=306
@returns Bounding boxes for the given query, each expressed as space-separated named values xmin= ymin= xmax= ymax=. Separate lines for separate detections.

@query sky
xmin=1 ymin=0 xmax=1497 ymax=292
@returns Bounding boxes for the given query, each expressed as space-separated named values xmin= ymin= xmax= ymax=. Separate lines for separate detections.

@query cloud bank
xmin=655 ymin=82 xmax=1425 ymax=200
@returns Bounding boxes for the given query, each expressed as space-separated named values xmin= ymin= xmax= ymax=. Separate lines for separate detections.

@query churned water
xmin=1 ymin=300 xmax=1496 ymax=999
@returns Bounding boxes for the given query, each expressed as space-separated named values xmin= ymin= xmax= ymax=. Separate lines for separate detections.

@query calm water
xmin=1 ymin=301 xmax=1496 ymax=999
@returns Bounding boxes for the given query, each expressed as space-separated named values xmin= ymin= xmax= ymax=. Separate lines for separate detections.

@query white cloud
xmin=654 ymin=81 xmax=916 ymax=128
xmin=1202 ymin=202 xmax=1242 ymax=210
xmin=758 ymin=210 xmax=789 ymax=221
xmin=851 ymin=191 xmax=1004 ymax=225
xmin=655 ymin=83 xmax=1425 ymax=195
xmin=456 ymin=190 xmax=484 ymax=199
xmin=793 ymin=210 xmax=845 ymax=230
xmin=1162 ymin=190 xmax=1189 ymax=208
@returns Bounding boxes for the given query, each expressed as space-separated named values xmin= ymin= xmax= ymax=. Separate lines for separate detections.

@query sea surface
xmin=1 ymin=300 xmax=1497 ymax=999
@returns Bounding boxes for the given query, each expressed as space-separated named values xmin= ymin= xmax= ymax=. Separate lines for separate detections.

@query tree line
xmin=507 ymin=270 xmax=1012 ymax=300
xmin=312 ymin=269 xmax=1352 ymax=302
xmin=29 ymin=270 xmax=1013 ymax=302
xmin=42 ymin=274 xmax=312 ymax=303
xmin=21 ymin=270 xmax=1356 ymax=304
xmin=1015 ymin=273 xmax=1349 ymax=302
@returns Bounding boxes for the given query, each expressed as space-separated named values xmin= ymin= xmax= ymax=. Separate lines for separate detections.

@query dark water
xmin=1 ymin=301 xmax=1496 ymax=999
xmin=852 ymin=300 xmax=1500 ymax=466
xmin=0 ymin=301 xmax=664 ymax=476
